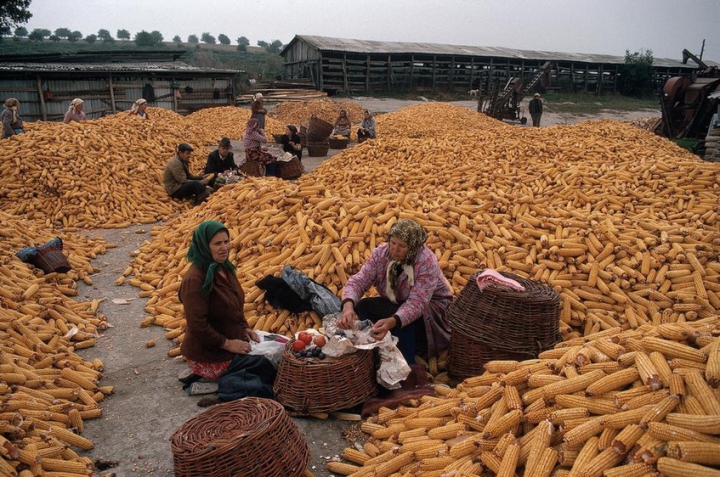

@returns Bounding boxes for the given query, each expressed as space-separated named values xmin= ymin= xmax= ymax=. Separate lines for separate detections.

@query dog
xmin=469 ymin=89 xmax=478 ymax=97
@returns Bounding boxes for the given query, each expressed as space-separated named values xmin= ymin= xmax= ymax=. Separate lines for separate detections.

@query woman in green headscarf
xmin=179 ymin=221 xmax=259 ymax=381
xmin=338 ymin=219 xmax=453 ymax=364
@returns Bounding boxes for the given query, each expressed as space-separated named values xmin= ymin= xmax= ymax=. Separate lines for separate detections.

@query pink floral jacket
xmin=342 ymin=243 xmax=453 ymax=355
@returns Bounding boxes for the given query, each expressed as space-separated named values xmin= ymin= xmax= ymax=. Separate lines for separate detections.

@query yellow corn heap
xmin=0 ymin=213 xmax=110 ymax=475
xmin=268 ymin=98 xmax=365 ymax=135
xmin=327 ymin=318 xmax=720 ymax=476
xmin=185 ymin=105 xmax=286 ymax=141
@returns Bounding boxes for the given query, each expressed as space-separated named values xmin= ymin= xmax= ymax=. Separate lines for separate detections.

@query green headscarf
xmin=187 ymin=221 xmax=236 ymax=296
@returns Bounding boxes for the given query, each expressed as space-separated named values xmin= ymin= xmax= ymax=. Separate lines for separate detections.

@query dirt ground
xmin=73 ymin=98 xmax=660 ymax=476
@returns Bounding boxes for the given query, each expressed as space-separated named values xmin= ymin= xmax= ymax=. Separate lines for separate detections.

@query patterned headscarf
xmin=131 ymin=98 xmax=147 ymax=113
xmin=245 ymin=118 xmax=259 ymax=133
xmin=385 ymin=219 xmax=428 ymax=302
xmin=68 ymin=98 xmax=83 ymax=112
xmin=186 ymin=221 xmax=236 ymax=296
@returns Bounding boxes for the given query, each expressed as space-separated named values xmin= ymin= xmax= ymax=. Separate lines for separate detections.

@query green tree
xmin=54 ymin=27 xmax=71 ymax=39
xmin=134 ymin=30 xmax=154 ymax=46
xmin=49 ymin=34 xmax=59 ymax=42
xmin=98 ymin=29 xmax=114 ymax=42
xmin=619 ymin=49 xmax=655 ymax=98
xmin=28 ymin=28 xmax=50 ymax=41
xmin=201 ymin=32 xmax=215 ymax=44
xmin=117 ymin=29 xmax=130 ymax=41
xmin=188 ymin=34 xmax=199 ymax=44
xmin=13 ymin=25 xmax=27 ymax=38
xmin=237 ymin=36 xmax=249 ymax=46
xmin=0 ymin=25 xmax=11 ymax=38
xmin=85 ymin=34 xmax=97 ymax=44
xmin=68 ymin=30 xmax=82 ymax=42
xmin=0 ymin=0 xmax=31 ymax=31
xmin=257 ymin=40 xmax=268 ymax=48
xmin=173 ymin=35 xmax=182 ymax=44
xmin=267 ymin=39 xmax=283 ymax=54
xmin=218 ymin=34 xmax=230 ymax=45
xmin=149 ymin=30 xmax=163 ymax=44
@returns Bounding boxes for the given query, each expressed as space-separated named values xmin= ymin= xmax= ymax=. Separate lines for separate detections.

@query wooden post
xmin=318 ymin=52 xmax=323 ymax=90
xmin=365 ymin=55 xmax=371 ymax=93
xmin=613 ymin=65 xmax=618 ymax=94
xmin=172 ymin=81 xmax=178 ymax=112
xmin=431 ymin=55 xmax=437 ymax=93
xmin=448 ymin=56 xmax=454 ymax=92
xmin=108 ymin=74 xmax=116 ymax=113
xmin=409 ymin=55 xmax=414 ymax=92
xmin=387 ymin=54 xmax=391 ymax=93
xmin=598 ymin=65 xmax=604 ymax=95
xmin=36 ymin=75 xmax=47 ymax=121
xmin=470 ymin=57 xmax=475 ymax=90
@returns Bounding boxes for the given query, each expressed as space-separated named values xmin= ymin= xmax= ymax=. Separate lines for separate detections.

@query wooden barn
xmin=0 ymin=50 xmax=242 ymax=122
xmin=280 ymin=35 xmax=697 ymax=95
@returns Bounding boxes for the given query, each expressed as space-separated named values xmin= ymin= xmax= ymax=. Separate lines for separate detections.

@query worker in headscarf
xmin=129 ymin=98 xmax=149 ymax=119
xmin=250 ymin=92 xmax=267 ymax=129
xmin=63 ymin=98 xmax=87 ymax=123
xmin=529 ymin=92 xmax=543 ymax=127
xmin=338 ymin=219 xmax=453 ymax=363
xmin=331 ymin=109 xmax=351 ymax=138
xmin=1 ymin=98 xmax=24 ymax=139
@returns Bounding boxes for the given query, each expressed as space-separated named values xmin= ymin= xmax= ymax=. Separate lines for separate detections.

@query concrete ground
xmin=74 ymin=98 xmax=660 ymax=476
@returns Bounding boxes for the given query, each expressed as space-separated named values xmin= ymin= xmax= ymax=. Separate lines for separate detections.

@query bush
xmin=619 ymin=49 xmax=655 ymax=98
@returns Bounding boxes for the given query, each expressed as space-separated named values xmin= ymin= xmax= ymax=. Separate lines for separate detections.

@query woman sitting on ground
xmin=280 ymin=125 xmax=303 ymax=162
xmin=357 ymin=110 xmax=376 ymax=143
xmin=338 ymin=219 xmax=453 ymax=364
xmin=331 ymin=109 xmax=351 ymax=138
xmin=241 ymin=118 xmax=277 ymax=177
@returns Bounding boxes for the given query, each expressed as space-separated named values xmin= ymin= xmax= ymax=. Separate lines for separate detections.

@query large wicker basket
xmin=328 ymin=137 xmax=349 ymax=149
xmin=277 ymin=157 xmax=304 ymax=180
xmin=171 ymin=397 xmax=309 ymax=477
xmin=306 ymin=115 xmax=333 ymax=141
xmin=447 ymin=270 xmax=561 ymax=379
xmin=306 ymin=141 xmax=329 ymax=157
xmin=274 ymin=342 xmax=377 ymax=414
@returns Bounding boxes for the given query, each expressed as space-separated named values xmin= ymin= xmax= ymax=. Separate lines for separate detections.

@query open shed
xmin=281 ymin=35 xmax=698 ymax=95
xmin=0 ymin=50 xmax=243 ymax=121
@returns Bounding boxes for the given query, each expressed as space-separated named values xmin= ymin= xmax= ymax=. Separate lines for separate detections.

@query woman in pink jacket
xmin=338 ymin=219 xmax=453 ymax=363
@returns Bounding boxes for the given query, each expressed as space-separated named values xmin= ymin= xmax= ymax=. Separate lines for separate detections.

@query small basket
xmin=274 ymin=343 xmax=377 ymax=414
xmin=239 ymin=160 xmax=265 ymax=177
xmin=306 ymin=141 xmax=329 ymax=157
xmin=171 ymin=397 xmax=309 ymax=477
xmin=328 ymin=137 xmax=349 ymax=149
xmin=31 ymin=238 xmax=71 ymax=274
xmin=277 ymin=157 xmax=304 ymax=180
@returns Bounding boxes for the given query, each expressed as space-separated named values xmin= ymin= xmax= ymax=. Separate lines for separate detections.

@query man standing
xmin=163 ymin=143 xmax=211 ymax=205
xmin=529 ymin=93 xmax=543 ymax=127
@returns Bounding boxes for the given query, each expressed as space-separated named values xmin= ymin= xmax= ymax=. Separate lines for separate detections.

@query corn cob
xmin=657 ymin=456 xmax=720 ymax=477
xmin=666 ymin=441 xmax=720 ymax=465
xmin=665 ymin=413 xmax=720 ymax=435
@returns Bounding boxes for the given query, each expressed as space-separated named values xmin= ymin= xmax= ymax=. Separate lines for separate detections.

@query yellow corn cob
xmin=641 ymin=336 xmax=707 ymax=363
xmin=398 ymin=439 xmax=443 ymax=454
xmin=563 ymin=416 xmax=604 ymax=449
xmin=610 ymin=424 xmax=644 ymax=454
xmin=684 ymin=371 xmax=720 ymax=415
xmin=666 ymin=441 xmax=720 ymax=465
xmin=622 ymin=389 xmax=670 ymax=411
xmin=568 ymin=436 xmax=599 ymax=477
xmin=555 ymin=394 xmax=618 ymax=415
xmin=638 ymin=394 xmax=680 ymax=428
xmin=647 ymin=422 xmax=720 ymax=444
xmin=706 ymin=339 xmax=720 ymax=387
xmin=585 ymin=367 xmax=640 ymax=396
xmin=326 ymin=461 xmax=361 ymax=475
xmin=342 ymin=448 xmax=371 ymax=465
xmin=602 ymin=462 xmax=656 ymax=477
xmin=542 ymin=369 xmax=605 ymax=400
xmin=397 ymin=427 xmax=428 ymax=443
xmin=657 ymin=456 xmax=720 ymax=477
xmin=634 ymin=351 xmax=664 ymax=391
xmin=503 ymin=385 xmax=523 ymax=411
xmin=40 ymin=457 xmax=91 ymax=473
xmin=496 ymin=440 xmax=520 ymax=477
xmin=598 ymin=427 xmax=620 ymax=451
xmin=426 ymin=422 xmax=466 ymax=440
xmin=576 ymin=447 xmax=624 ymax=477
xmin=665 ymin=413 xmax=720 ymax=435
xmin=373 ymin=450 xmax=415 ymax=477
xmin=482 ymin=409 xmax=523 ymax=439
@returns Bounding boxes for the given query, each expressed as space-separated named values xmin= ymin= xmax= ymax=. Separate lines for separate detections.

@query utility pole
xmin=700 ymin=39 xmax=705 ymax=61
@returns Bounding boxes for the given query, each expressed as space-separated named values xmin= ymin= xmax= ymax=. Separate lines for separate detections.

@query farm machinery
xmin=653 ymin=49 xmax=720 ymax=159
xmin=479 ymin=61 xmax=552 ymax=124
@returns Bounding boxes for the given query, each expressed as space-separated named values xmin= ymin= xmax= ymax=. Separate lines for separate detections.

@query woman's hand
xmin=245 ymin=329 xmax=259 ymax=343
xmin=222 ymin=339 xmax=252 ymax=354
xmin=370 ymin=317 xmax=396 ymax=341
xmin=338 ymin=302 xmax=357 ymax=329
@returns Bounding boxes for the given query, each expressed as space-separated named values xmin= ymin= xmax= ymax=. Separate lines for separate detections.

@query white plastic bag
xmin=248 ymin=331 xmax=288 ymax=368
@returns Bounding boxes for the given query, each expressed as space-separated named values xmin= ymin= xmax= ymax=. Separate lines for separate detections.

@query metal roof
xmin=0 ymin=60 xmax=242 ymax=75
xmin=283 ymin=35 xmax=697 ymax=69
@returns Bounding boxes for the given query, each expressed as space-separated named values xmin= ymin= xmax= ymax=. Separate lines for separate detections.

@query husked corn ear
xmin=706 ymin=339 xmax=720 ymax=387
xmin=610 ymin=424 xmax=644 ymax=454
xmin=666 ymin=441 xmax=720 ymax=465
xmin=341 ymin=448 xmax=370 ymax=465
xmin=641 ymin=337 xmax=708 ymax=363
xmin=684 ymin=371 xmax=720 ymax=415
xmin=496 ymin=441 xmax=520 ymax=477
xmin=647 ymin=421 xmax=720 ymax=443
xmin=326 ymin=461 xmax=361 ymax=475
xmin=665 ymin=413 xmax=720 ymax=435
xmin=657 ymin=456 xmax=720 ymax=477
xmin=585 ymin=367 xmax=639 ymax=396
xmin=576 ymin=447 xmax=623 ymax=477
xmin=602 ymin=462 xmax=655 ymax=477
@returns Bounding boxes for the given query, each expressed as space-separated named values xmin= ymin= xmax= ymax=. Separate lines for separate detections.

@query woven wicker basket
xmin=306 ymin=141 xmax=329 ymax=157
xmin=277 ymin=157 xmax=304 ymax=180
xmin=240 ymin=159 xmax=265 ymax=177
xmin=31 ymin=244 xmax=71 ymax=274
xmin=171 ymin=397 xmax=309 ymax=477
xmin=447 ymin=270 xmax=561 ymax=378
xmin=307 ymin=115 xmax=333 ymax=141
xmin=448 ymin=334 xmax=536 ymax=380
xmin=274 ymin=342 xmax=377 ymax=414
xmin=328 ymin=137 xmax=349 ymax=149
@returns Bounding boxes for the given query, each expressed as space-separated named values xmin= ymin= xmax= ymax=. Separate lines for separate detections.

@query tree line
xmin=2 ymin=26 xmax=283 ymax=52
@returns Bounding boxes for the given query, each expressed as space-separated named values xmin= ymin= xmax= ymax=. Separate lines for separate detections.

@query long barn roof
xmin=282 ymin=35 xmax=702 ymax=69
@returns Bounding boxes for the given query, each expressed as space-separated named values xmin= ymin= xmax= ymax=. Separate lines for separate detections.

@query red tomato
xmin=291 ymin=340 xmax=306 ymax=352
xmin=313 ymin=335 xmax=327 ymax=348
xmin=298 ymin=331 xmax=312 ymax=345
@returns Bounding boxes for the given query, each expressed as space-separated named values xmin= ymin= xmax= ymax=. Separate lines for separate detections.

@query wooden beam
xmin=36 ymin=74 xmax=47 ymax=121
xmin=343 ymin=53 xmax=349 ymax=94
xmin=387 ymin=54 xmax=391 ymax=92
xmin=108 ymin=74 xmax=116 ymax=113
xmin=409 ymin=55 xmax=414 ymax=91
xmin=365 ymin=55 xmax=370 ymax=93
xmin=432 ymin=55 xmax=437 ymax=93
xmin=318 ymin=52 xmax=323 ymax=90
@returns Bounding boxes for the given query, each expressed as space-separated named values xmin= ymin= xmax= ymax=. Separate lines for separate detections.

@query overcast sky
xmin=20 ymin=0 xmax=719 ymax=62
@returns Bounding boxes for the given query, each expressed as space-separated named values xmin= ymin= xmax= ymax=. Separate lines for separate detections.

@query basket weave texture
xmin=328 ymin=137 xmax=349 ymax=149
xmin=306 ymin=115 xmax=333 ymax=141
xmin=447 ymin=270 xmax=561 ymax=378
xmin=306 ymin=141 xmax=329 ymax=157
xmin=277 ymin=157 xmax=304 ymax=180
xmin=274 ymin=343 xmax=377 ymax=414
xmin=171 ymin=397 xmax=309 ymax=477
xmin=32 ymin=238 xmax=71 ymax=274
